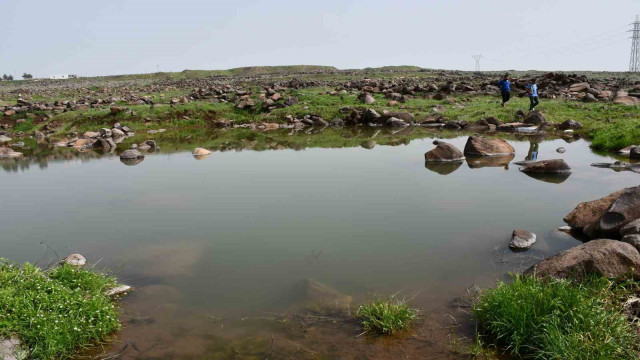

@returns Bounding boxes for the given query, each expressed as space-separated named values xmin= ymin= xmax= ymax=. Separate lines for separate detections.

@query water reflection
xmin=120 ymin=157 xmax=145 ymax=166
xmin=466 ymin=154 xmax=515 ymax=169
xmin=520 ymin=171 xmax=572 ymax=184
xmin=424 ymin=160 xmax=463 ymax=175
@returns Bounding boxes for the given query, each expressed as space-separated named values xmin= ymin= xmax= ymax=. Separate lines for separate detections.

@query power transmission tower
xmin=472 ymin=55 xmax=482 ymax=71
xmin=629 ymin=16 xmax=640 ymax=72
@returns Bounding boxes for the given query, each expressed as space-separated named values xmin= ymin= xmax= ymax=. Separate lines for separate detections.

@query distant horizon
xmin=2 ymin=64 xmax=637 ymax=81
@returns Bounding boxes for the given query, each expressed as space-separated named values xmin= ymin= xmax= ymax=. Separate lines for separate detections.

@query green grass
xmin=472 ymin=274 xmax=638 ymax=360
xmin=0 ymin=260 xmax=122 ymax=359
xmin=356 ymin=299 xmax=417 ymax=335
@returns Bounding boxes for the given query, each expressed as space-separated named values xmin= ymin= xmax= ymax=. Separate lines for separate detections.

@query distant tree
xmin=2 ymin=74 xmax=13 ymax=81
xmin=22 ymin=73 xmax=33 ymax=80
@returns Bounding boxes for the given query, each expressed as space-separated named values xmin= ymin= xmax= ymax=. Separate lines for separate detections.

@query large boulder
xmin=597 ymin=186 xmax=640 ymax=237
xmin=520 ymin=159 xmax=572 ymax=174
xmin=463 ymin=136 xmax=515 ymax=156
xmin=630 ymin=146 xmax=640 ymax=159
xmin=564 ymin=189 xmax=625 ymax=230
xmin=525 ymin=239 xmax=640 ymax=281
xmin=621 ymin=219 xmax=640 ymax=236
xmin=424 ymin=141 xmax=464 ymax=162
xmin=524 ymin=111 xmax=546 ymax=125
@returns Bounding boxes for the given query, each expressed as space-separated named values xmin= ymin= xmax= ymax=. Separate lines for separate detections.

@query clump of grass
xmin=356 ymin=299 xmax=417 ymax=335
xmin=0 ymin=260 xmax=122 ymax=359
xmin=590 ymin=118 xmax=640 ymax=151
xmin=472 ymin=274 xmax=638 ymax=360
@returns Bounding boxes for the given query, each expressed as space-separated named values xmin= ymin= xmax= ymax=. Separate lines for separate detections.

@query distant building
xmin=49 ymin=74 xmax=79 ymax=80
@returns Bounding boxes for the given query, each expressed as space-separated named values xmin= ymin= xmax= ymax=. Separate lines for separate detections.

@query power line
xmin=629 ymin=15 xmax=640 ymax=72
xmin=472 ymin=55 xmax=482 ymax=71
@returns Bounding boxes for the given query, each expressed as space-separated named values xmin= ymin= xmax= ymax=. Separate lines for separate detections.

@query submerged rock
xmin=293 ymin=279 xmax=352 ymax=309
xmin=424 ymin=141 xmax=464 ymax=162
xmin=509 ymin=229 xmax=537 ymax=251
xmin=463 ymin=136 xmax=515 ymax=156
xmin=63 ymin=253 xmax=86 ymax=266
xmin=525 ymin=239 xmax=640 ymax=281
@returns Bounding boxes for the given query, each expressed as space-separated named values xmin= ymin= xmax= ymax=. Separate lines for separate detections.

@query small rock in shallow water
xmin=556 ymin=147 xmax=566 ymax=153
xmin=192 ymin=148 xmax=211 ymax=158
xmin=509 ymin=229 xmax=536 ymax=250
xmin=105 ymin=285 xmax=132 ymax=297
xmin=120 ymin=149 xmax=144 ymax=160
xmin=557 ymin=226 xmax=572 ymax=232
xmin=63 ymin=253 xmax=86 ymax=266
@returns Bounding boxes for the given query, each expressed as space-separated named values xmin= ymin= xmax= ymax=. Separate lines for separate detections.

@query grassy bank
xmin=5 ymin=86 xmax=640 ymax=151
xmin=472 ymin=275 xmax=639 ymax=360
xmin=0 ymin=260 xmax=122 ymax=359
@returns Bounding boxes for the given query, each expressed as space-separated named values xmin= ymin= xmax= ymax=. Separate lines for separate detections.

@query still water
xmin=1 ymin=129 xmax=638 ymax=359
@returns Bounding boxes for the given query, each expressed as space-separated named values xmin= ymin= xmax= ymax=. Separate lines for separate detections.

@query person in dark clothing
xmin=498 ymin=73 xmax=511 ymax=107
xmin=526 ymin=78 xmax=540 ymax=111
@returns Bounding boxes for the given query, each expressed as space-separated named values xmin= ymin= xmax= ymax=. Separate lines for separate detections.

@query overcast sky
xmin=1 ymin=0 xmax=638 ymax=78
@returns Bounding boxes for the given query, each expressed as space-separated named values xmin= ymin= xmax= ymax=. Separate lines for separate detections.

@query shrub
xmin=357 ymin=299 xmax=417 ymax=335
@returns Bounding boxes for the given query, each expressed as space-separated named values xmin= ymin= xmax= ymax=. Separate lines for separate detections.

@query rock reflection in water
xmin=120 ymin=157 xmax=144 ymax=166
xmin=466 ymin=154 xmax=515 ymax=169
xmin=521 ymin=171 xmax=572 ymax=184
xmin=424 ymin=160 xmax=463 ymax=175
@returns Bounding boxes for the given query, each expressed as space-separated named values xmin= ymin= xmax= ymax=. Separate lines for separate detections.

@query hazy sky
xmin=1 ymin=0 xmax=639 ymax=77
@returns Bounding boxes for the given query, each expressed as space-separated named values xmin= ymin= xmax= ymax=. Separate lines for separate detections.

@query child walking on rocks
xmin=526 ymin=79 xmax=540 ymax=111
xmin=498 ymin=73 xmax=511 ymax=107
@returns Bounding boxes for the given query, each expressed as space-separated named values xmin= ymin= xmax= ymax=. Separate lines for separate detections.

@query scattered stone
xmin=192 ymin=148 xmax=211 ymax=159
xmin=0 ymin=135 xmax=12 ymax=143
xmin=63 ymin=253 xmax=86 ymax=266
xmin=363 ymin=94 xmax=375 ymax=104
xmin=34 ymin=130 xmax=45 ymax=141
xmin=424 ymin=141 xmax=464 ymax=162
xmin=557 ymin=119 xmax=582 ymax=130
xmin=524 ymin=111 xmax=546 ymax=125
xmin=525 ymin=239 xmax=640 ymax=281
xmin=509 ymin=229 xmax=536 ymax=250
xmin=569 ymin=82 xmax=590 ymax=92
xmin=556 ymin=147 xmax=566 ymax=153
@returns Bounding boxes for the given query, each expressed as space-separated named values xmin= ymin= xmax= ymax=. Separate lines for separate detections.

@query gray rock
xmin=520 ymin=159 xmax=572 ymax=174
xmin=0 ymin=336 xmax=22 ymax=360
xmin=63 ymin=253 xmax=86 ymax=266
xmin=557 ymin=119 xmax=583 ymax=130
xmin=111 ymin=128 xmax=125 ymax=138
xmin=0 ymin=135 xmax=12 ymax=143
xmin=120 ymin=149 xmax=144 ymax=160
xmin=622 ymin=234 xmax=640 ymax=253
xmin=463 ymin=136 xmax=515 ymax=156
xmin=621 ymin=219 xmax=640 ymax=236
xmin=384 ymin=117 xmax=409 ymax=127
xmin=597 ymin=186 xmax=640 ymax=237
xmin=556 ymin=147 xmax=566 ymax=153
xmin=99 ymin=128 xmax=112 ymax=138
xmin=424 ymin=141 xmax=464 ymax=162
xmin=631 ymin=146 xmax=640 ymax=160
xmin=525 ymin=239 xmax=640 ymax=281
xmin=509 ymin=229 xmax=537 ymax=250
xmin=0 ymin=147 xmax=23 ymax=159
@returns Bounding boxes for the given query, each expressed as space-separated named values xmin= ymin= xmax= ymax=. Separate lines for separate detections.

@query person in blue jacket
xmin=498 ymin=73 xmax=511 ymax=107
xmin=526 ymin=78 xmax=540 ymax=111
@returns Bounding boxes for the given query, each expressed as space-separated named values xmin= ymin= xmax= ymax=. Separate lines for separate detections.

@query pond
xmin=1 ymin=128 xmax=638 ymax=359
